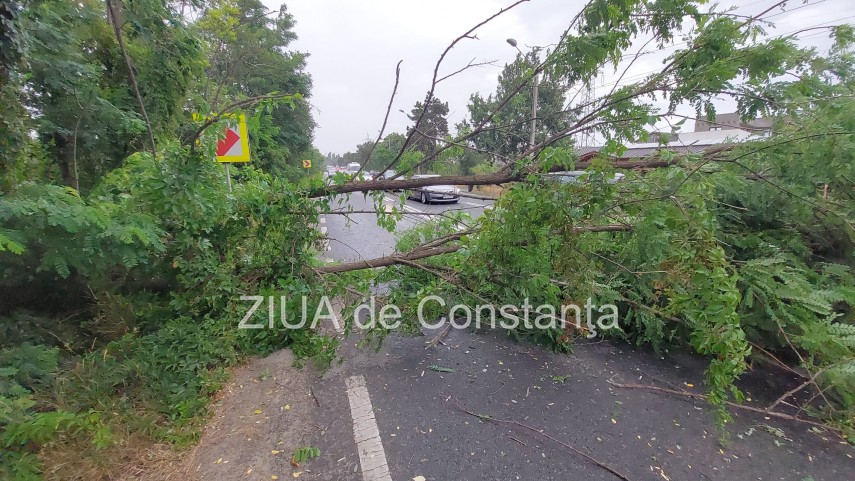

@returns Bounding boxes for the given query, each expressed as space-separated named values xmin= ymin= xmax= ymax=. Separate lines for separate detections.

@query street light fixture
xmin=507 ymin=38 xmax=538 ymax=148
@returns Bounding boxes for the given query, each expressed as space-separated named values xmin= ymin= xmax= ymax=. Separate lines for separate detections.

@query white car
xmin=546 ymin=170 xmax=625 ymax=184
xmin=407 ymin=174 xmax=460 ymax=204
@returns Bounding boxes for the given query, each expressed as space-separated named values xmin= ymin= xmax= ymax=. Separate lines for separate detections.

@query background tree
xmin=197 ymin=0 xmax=315 ymax=178
xmin=0 ymin=0 xmax=26 ymax=187
xmin=365 ymin=132 xmax=407 ymax=171
xmin=467 ymin=49 xmax=570 ymax=160
xmin=406 ymin=95 xmax=449 ymax=161
xmin=15 ymin=0 xmax=204 ymax=191
xmin=325 ymin=151 xmax=344 ymax=167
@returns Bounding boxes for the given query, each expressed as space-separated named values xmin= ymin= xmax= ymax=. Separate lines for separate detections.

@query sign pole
xmin=225 ymin=163 xmax=233 ymax=192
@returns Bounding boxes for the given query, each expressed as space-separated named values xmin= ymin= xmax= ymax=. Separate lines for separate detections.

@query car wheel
xmin=420 ymin=192 xmax=429 ymax=204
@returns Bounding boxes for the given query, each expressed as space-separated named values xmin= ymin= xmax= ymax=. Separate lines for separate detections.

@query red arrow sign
xmin=216 ymin=128 xmax=241 ymax=156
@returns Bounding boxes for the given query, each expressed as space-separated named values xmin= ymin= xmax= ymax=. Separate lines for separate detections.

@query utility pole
xmin=507 ymin=38 xmax=538 ymax=148
xmin=530 ymin=71 xmax=539 ymax=147
xmin=578 ymin=83 xmax=594 ymax=147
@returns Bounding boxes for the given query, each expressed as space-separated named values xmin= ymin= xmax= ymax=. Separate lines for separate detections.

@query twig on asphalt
xmin=606 ymin=377 xmax=842 ymax=434
xmin=489 ymin=382 xmax=506 ymax=396
xmin=425 ymin=324 xmax=452 ymax=349
xmin=508 ymin=435 xmax=526 ymax=447
xmin=449 ymin=398 xmax=632 ymax=481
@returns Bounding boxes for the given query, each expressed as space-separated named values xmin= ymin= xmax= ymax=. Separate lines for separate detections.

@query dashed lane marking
xmin=383 ymin=196 xmax=428 ymax=214
xmin=345 ymin=376 xmax=392 ymax=481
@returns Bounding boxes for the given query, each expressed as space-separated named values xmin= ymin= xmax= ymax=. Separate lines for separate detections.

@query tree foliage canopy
xmin=467 ymin=49 xmax=572 ymax=159
xmin=2 ymin=0 xmax=855 ymax=477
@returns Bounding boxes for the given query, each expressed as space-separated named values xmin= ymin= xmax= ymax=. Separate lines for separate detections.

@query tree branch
xmin=184 ymin=92 xmax=298 ymax=150
xmin=375 ymin=0 xmax=531 ymax=178
xmin=105 ymin=0 xmax=157 ymax=157
xmin=316 ymin=225 xmax=631 ymax=274
xmin=436 ymin=57 xmax=499 ymax=84
xmin=317 ymin=245 xmax=462 ymax=274
xmin=607 ymin=378 xmax=839 ymax=433
xmin=308 ymin=157 xmax=676 ymax=198
xmin=354 ymin=60 xmax=402 ymax=179
xmin=450 ymin=398 xmax=632 ymax=481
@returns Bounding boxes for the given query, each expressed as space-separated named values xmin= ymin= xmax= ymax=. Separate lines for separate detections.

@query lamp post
xmin=507 ymin=38 xmax=538 ymax=148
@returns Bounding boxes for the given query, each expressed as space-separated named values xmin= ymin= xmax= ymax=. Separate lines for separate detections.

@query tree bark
xmin=308 ymin=158 xmax=676 ymax=198
xmin=317 ymin=245 xmax=462 ymax=274
xmin=54 ymin=133 xmax=79 ymax=190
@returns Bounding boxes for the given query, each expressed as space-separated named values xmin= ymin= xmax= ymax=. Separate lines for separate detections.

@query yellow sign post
xmin=194 ymin=113 xmax=251 ymax=192
xmin=302 ymin=159 xmax=311 ymax=169
xmin=215 ymin=114 xmax=250 ymax=163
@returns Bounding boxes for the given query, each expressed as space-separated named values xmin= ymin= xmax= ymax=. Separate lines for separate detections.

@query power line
xmin=764 ymin=0 xmax=829 ymax=20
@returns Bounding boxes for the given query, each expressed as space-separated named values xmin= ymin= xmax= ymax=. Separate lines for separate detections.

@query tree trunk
xmin=54 ymin=133 xmax=79 ymax=190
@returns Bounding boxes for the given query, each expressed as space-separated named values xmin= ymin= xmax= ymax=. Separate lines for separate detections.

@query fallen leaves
xmin=427 ymin=365 xmax=455 ymax=373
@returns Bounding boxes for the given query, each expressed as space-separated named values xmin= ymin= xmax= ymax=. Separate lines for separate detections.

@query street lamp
xmin=507 ymin=38 xmax=538 ymax=148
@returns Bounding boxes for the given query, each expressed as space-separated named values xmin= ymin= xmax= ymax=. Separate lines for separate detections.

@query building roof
xmin=578 ymin=129 xmax=761 ymax=161
xmin=694 ymin=112 xmax=772 ymax=133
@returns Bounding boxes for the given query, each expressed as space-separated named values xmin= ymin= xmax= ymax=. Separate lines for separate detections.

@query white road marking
xmin=382 ymin=195 xmax=432 ymax=215
xmin=345 ymin=376 xmax=392 ymax=481
xmin=317 ymin=222 xmax=331 ymax=251
xmin=319 ymin=217 xmax=326 ymax=224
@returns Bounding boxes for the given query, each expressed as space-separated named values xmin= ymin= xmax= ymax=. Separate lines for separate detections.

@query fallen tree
xmin=3 ymin=2 xmax=854 ymax=476
xmin=307 ymin=0 xmax=855 ymax=440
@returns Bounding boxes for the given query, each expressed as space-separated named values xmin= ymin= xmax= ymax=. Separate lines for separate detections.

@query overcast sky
xmin=264 ymin=0 xmax=854 ymax=154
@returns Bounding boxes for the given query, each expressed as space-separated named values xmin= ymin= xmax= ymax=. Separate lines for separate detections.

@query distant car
xmin=545 ymin=170 xmax=625 ymax=184
xmin=375 ymin=170 xmax=402 ymax=191
xmin=407 ymin=174 xmax=459 ymax=204
xmin=344 ymin=162 xmax=368 ymax=180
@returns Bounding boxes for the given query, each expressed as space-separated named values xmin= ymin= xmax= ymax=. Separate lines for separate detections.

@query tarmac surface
xmin=198 ymin=192 xmax=855 ymax=481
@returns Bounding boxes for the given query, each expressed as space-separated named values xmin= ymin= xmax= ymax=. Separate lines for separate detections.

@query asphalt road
xmin=296 ymin=194 xmax=855 ymax=481
xmin=321 ymin=192 xmax=493 ymax=263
